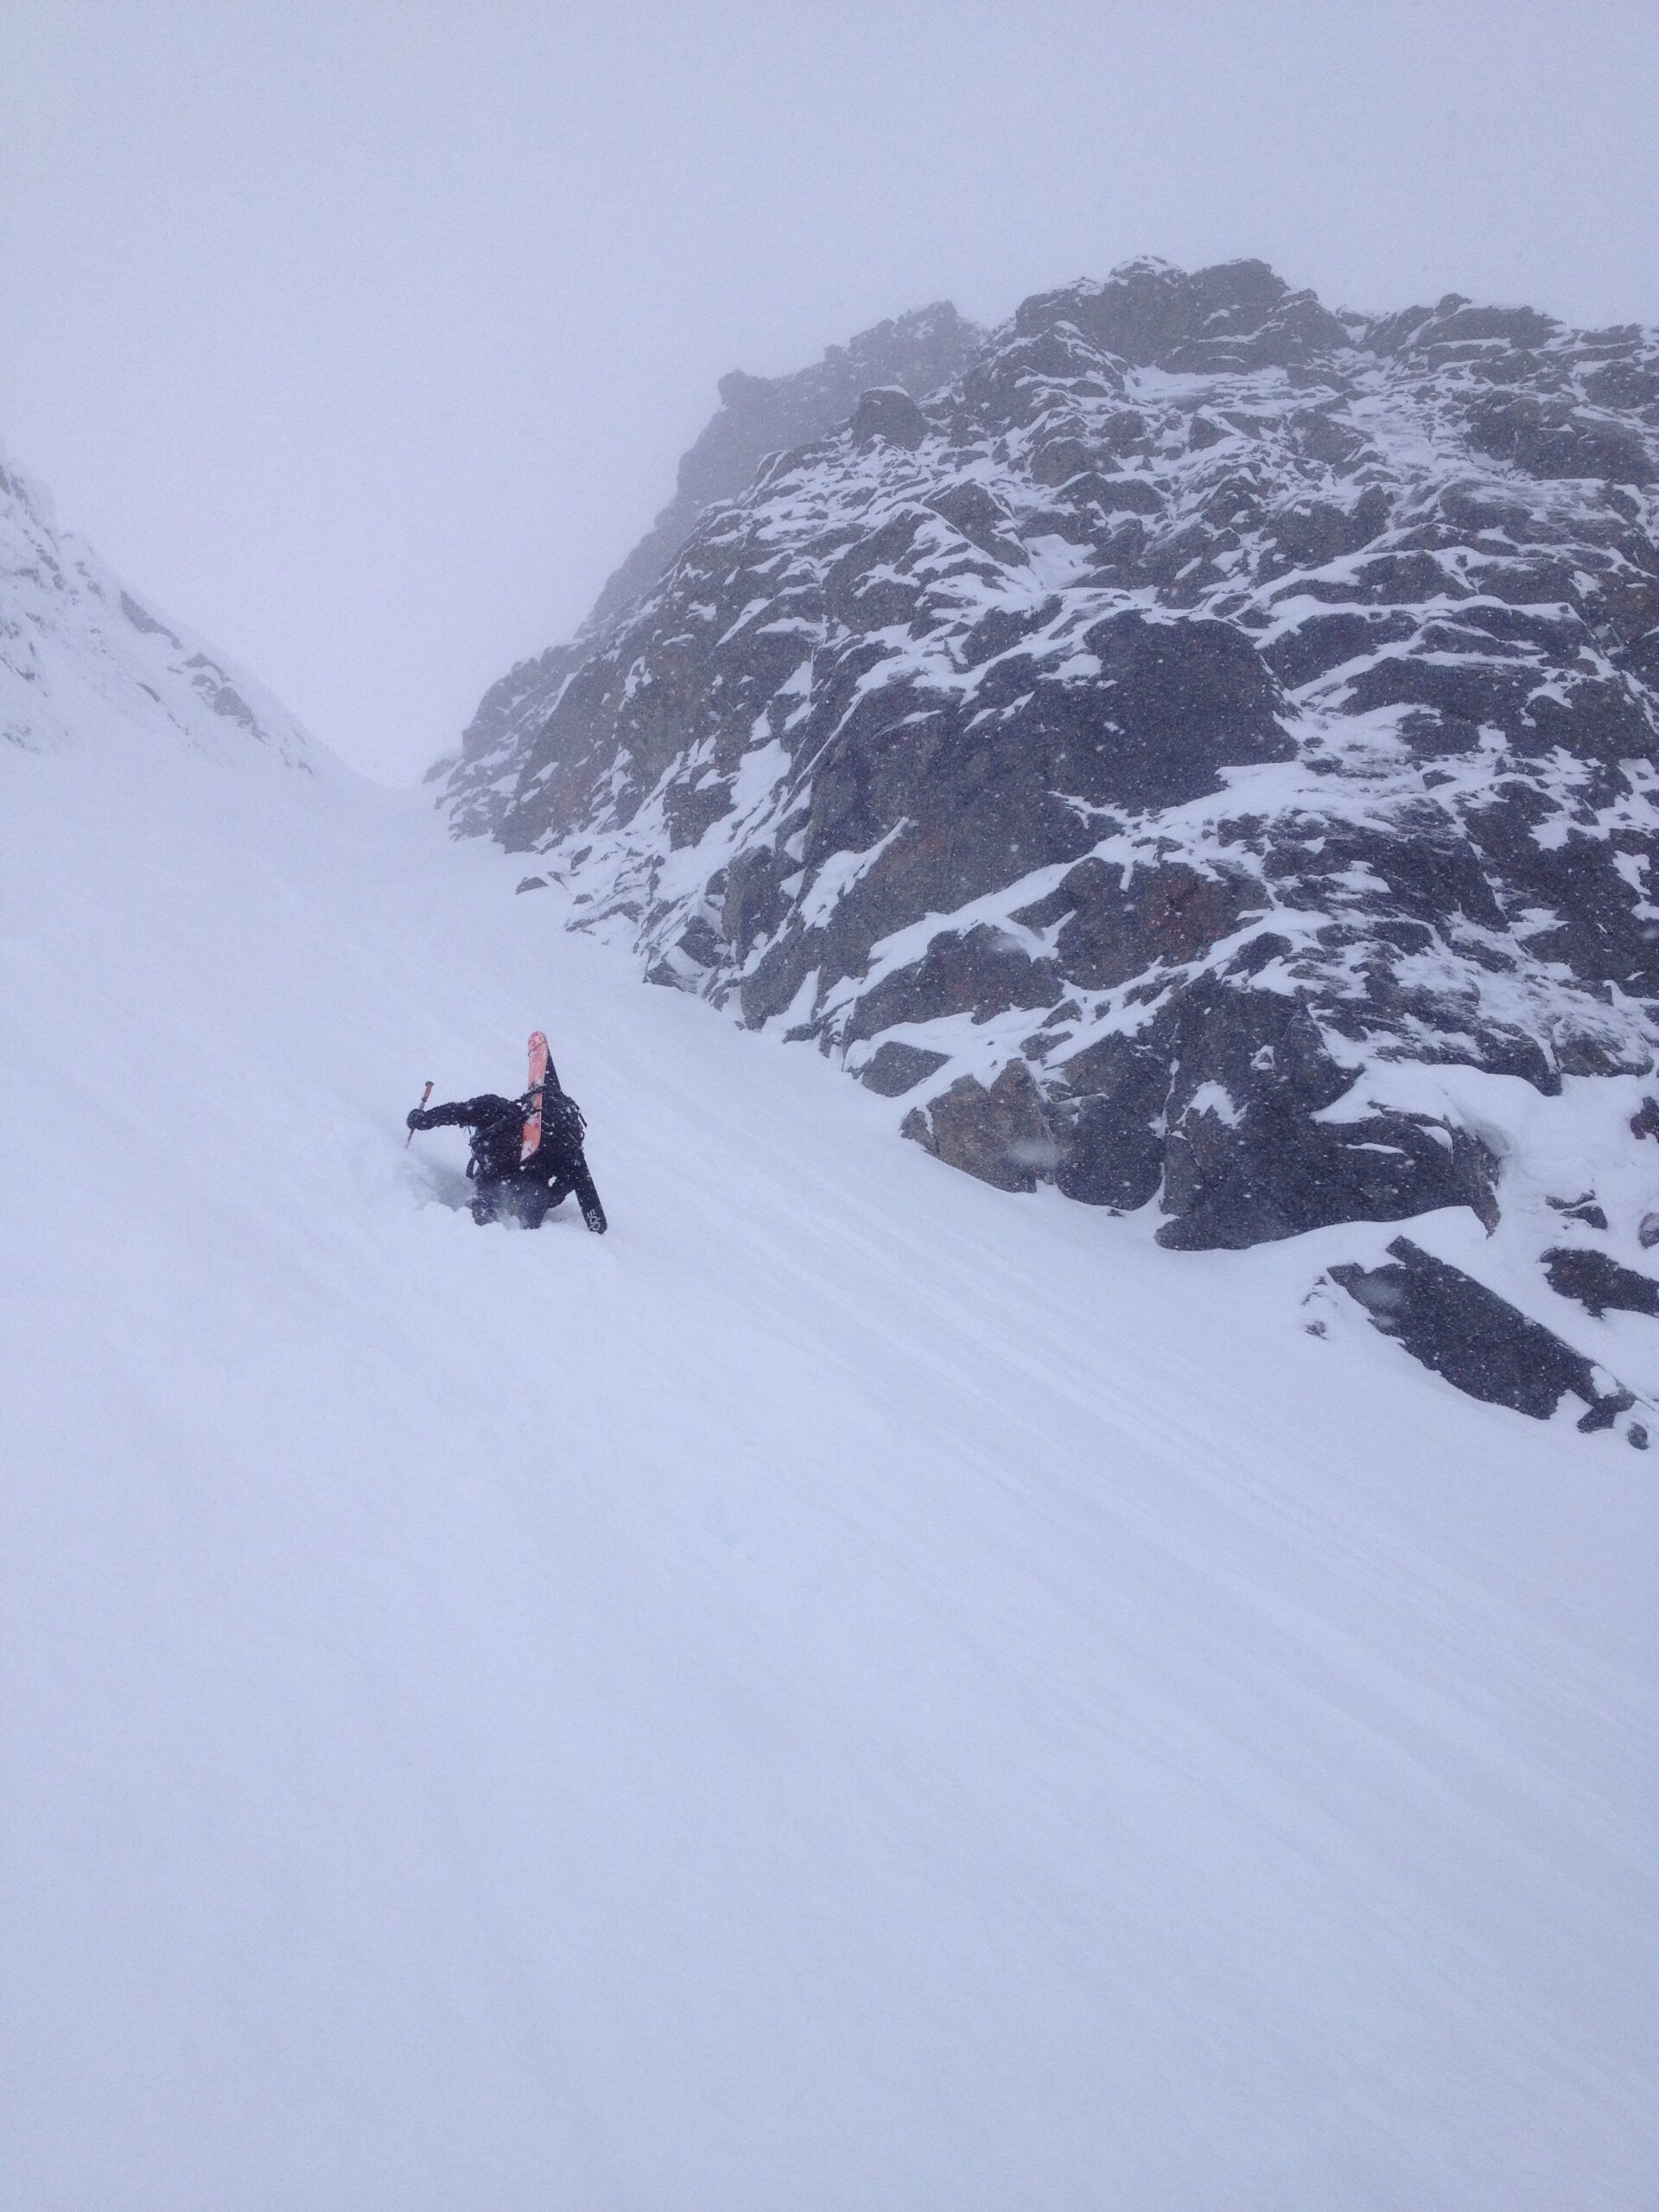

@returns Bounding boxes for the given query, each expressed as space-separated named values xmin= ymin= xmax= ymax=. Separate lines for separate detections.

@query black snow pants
xmin=470 ymin=1166 xmax=579 ymax=1229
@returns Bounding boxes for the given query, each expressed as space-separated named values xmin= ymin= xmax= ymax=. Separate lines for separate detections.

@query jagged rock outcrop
xmin=441 ymin=303 xmax=981 ymax=836
xmin=435 ymin=256 xmax=1659 ymax=1276
xmin=589 ymin=304 xmax=982 ymax=627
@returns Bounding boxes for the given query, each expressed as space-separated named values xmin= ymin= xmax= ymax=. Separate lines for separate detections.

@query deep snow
xmin=3 ymin=715 xmax=1656 ymax=2210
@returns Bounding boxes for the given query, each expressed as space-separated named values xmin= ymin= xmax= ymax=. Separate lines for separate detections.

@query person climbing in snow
xmin=407 ymin=1075 xmax=607 ymax=1232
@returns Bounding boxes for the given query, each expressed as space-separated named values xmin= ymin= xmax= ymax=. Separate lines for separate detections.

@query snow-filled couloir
xmin=3 ymin=435 xmax=1656 ymax=2209
xmin=434 ymin=260 xmax=1659 ymax=1427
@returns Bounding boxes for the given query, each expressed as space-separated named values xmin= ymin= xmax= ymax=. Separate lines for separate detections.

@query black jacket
xmin=411 ymin=1090 xmax=586 ymax=1184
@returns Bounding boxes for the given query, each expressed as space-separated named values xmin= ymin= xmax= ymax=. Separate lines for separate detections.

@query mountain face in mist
xmin=0 ymin=450 xmax=313 ymax=768
xmin=447 ymin=303 xmax=982 ymax=802
xmin=588 ymin=302 xmax=983 ymax=631
xmin=435 ymin=257 xmax=1659 ymax=1396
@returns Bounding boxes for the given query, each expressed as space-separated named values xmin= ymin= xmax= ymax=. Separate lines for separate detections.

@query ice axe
xmin=404 ymin=1079 xmax=433 ymax=1145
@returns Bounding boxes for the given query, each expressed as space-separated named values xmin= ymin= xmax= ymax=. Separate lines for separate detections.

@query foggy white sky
xmin=4 ymin=1 xmax=1657 ymax=783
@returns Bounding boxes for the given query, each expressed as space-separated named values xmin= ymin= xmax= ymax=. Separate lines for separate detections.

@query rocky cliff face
xmin=443 ymin=302 xmax=982 ymax=830
xmin=435 ymin=257 xmax=1659 ymax=1381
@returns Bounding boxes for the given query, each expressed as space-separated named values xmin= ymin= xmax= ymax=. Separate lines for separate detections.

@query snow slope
xmin=3 ymin=712 xmax=1656 ymax=2209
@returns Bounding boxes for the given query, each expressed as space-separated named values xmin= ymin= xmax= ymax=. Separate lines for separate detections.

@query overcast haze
xmin=5 ymin=0 xmax=1657 ymax=783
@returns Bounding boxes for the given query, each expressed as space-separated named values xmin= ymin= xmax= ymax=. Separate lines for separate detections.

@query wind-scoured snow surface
xmin=4 ymin=484 xmax=1658 ymax=2209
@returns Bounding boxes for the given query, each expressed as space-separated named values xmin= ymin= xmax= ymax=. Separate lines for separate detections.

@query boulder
xmin=857 ymin=1041 xmax=950 ymax=1097
xmin=1154 ymin=985 xmax=1500 ymax=1249
xmin=902 ymin=1061 xmax=1057 ymax=1192
xmin=1331 ymin=1239 xmax=1637 ymax=1433
xmin=849 ymin=387 xmax=929 ymax=449
xmin=1543 ymin=1248 xmax=1659 ymax=1319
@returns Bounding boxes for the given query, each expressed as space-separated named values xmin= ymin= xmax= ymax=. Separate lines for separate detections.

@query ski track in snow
xmin=2 ymin=727 xmax=1656 ymax=2212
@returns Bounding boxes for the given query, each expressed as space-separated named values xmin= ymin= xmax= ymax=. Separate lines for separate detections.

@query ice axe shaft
xmin=404 ymin=1080 xmax=434 ymax=1144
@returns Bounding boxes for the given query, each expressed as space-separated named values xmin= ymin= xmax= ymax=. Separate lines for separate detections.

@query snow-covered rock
xmin=588 ymin=301 xmax=982 ymax=632
xmin=439 ymin=301 xmax=982 ymax=836
xmin=0 ymin=447 xmax=315 ymax=769
xmin=437 ymin=257 xmax=1659 ymax=1413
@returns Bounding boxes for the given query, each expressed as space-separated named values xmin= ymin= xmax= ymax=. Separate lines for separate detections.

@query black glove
xmin=406 ymin=1108 xmax=429 ymax=1131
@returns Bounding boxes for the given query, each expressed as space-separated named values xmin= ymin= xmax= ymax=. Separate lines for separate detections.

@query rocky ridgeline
xmin=1 ymin=450 xmax=313 ymax=768
xmin=444 ymin=302 xmax=982 ymax=810
xmin=436 ymin=258 xmax=1659 ymax=1428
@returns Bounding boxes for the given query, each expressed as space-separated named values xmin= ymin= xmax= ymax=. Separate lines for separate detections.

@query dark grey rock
xmin=676 ymin=916 xmax=724 ymax=969
xmin=1546 ymin=1193 xmax=1609 ymax=1230
xmin=1065 ymin=611 xmax=1292 ymax=810
xmin=1051 ymin=1033 xmax=1167 ymax=1209
xmin=857 ymin=1041 xmax=950 ymax=1096
xmin=1015 ymin=858 xmax=1262 ymax=992
xmin=1543 ymin=1247 xmax=1659 ymax=1319
xmin=850 ymin=387 xmax=929 ymax=449
xmin=663 ymin=777 xmax=734 ymax=849
xmin=902 ymin=1062 xmax=1057 ymax=1192
xmin=1154 ymin=984 xmax=1500 ymax=1250
xmin=1332 ymin=1239 xmax=1637 ymax=1430
xmin=843 ymin=926 xmax=1063 ymax=1045
xmin=1466 ymin=391 xmax=1654 ymax=486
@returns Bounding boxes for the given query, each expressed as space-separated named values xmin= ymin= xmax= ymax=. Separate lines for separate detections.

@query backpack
xmin=528 ymin=1089 xmax=587 ymax=1169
